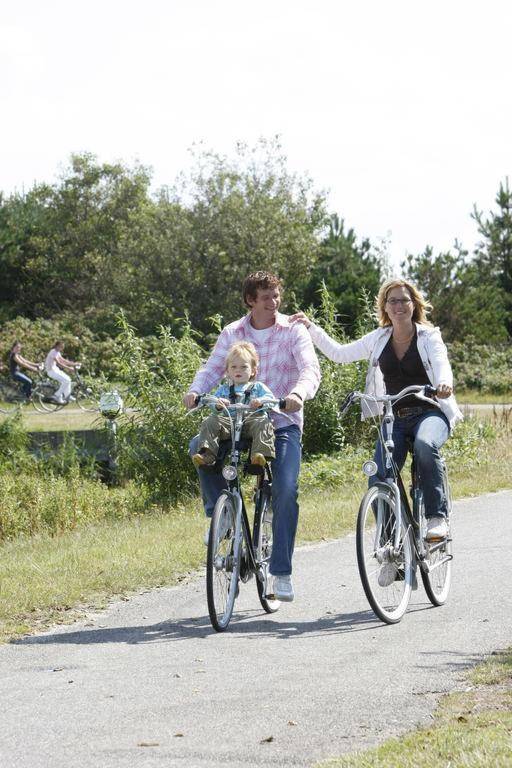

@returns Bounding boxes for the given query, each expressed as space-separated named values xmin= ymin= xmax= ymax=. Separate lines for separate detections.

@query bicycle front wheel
xmin=34 ymin=380 xmax=62 ymax=412
xmin=206 ymin=492 xmax=241 ymax=632
xmin=76 ymin=384 xmax=99 ymax=412
xmin=420 ymin=467 xmax=453 ymax=606
xmin=255 ymin=495 xmax=280 ymax=614
xmin=356 ymin=484 xmax=413 ymax=624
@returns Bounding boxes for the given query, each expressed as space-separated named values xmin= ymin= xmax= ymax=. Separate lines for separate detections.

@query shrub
xmin=115 ymin=315 xmax=204 ymax=503
xmin=448 ymin=339 xmax=512 ymax=394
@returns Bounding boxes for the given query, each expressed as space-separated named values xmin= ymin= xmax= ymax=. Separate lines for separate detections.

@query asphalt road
xmin=1 ymin=490 xmax=511 ymax=768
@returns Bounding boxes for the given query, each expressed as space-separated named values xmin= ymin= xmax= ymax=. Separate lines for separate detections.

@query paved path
xmin=1 ymin=491 xmax=511 ymax=768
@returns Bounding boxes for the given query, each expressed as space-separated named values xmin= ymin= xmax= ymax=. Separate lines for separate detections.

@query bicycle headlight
xmin=222 ymin=465 xmax=238 ymax=481
xmin=362 ymin=460 xmax=378 ymax=477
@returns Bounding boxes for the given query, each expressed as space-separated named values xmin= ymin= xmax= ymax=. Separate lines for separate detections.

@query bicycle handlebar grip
xmin=424 ymin=384 xmax=438 ymax=398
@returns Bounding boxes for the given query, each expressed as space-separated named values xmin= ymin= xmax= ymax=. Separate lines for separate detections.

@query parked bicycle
xmin=189 ymin=394 xmax=287 ymax=632
xmin=340 ymin=384 xmax=453 ymax=624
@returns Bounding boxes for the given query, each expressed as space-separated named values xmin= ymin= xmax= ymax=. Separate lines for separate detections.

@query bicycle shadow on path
xmin=11 ymin=605 xmax=416 ymax=648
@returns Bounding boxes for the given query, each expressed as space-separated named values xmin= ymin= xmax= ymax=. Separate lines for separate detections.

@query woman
xmin=45 ymin=341 xmax=79 ymax=404
xmin=9 ymin=341 xmax=41 ymax=399
xmin=291 ymin=278 xmax=463 ymax=540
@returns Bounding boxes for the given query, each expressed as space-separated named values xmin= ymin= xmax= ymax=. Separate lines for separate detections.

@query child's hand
xmin=216 ymin=397 xmax=230 ymax=410
xmin=250 ymin=399 xmax=262 ymax=409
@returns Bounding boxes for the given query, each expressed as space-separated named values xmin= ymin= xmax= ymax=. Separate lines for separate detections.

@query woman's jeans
xmin=189 ymin=424 xmax=301 ymax=577
xmin=13 ymin=371 xmax=33 ymax=397
xmin=370 ymin=409 xmax=450 ymax=519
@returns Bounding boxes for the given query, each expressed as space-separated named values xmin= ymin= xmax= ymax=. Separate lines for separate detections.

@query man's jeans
xmin=370 ymin=409 xmax=450 ymax=518
xmin=189 ymin=424 xmax=301 ymax=576
xmin=13 ymin=371 xmax=32 ymax=398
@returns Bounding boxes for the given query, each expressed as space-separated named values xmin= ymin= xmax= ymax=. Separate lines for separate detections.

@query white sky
xmin=2 ymin=0 xmax=511 ymax=269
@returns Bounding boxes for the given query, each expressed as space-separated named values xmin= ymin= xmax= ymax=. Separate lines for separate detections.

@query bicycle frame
xmin=190 ymin=395 xmax=281 ymax=585
xmin=348 ymin=385 xmax=450 ymax=571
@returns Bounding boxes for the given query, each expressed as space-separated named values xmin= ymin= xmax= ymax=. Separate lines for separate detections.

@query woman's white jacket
xmin=308 ymin=322 xmax=463 ymax=431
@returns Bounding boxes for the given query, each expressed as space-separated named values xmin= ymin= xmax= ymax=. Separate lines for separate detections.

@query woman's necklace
xmin=392 ymin=331 xmax=414 ymax=344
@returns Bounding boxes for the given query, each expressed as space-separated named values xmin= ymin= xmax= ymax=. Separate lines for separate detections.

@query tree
xmin=472 ymin=179 xmax=512 ymax=336
xmin=402 ymin=243 xmax=508 ymax=343
xmin=298 ymin=214 xmax=384 ymax=331
xmin=0 ymin=154 xmax=154 ymax=331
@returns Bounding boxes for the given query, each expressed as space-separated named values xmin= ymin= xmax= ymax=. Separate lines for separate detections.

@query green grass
xmin=319 ymin=649 xmax=512 ymax=768
xmin=457 ymin=389 xmax=512 ymax=405
xmin=0 ymin=405 xmax=101 ymax=432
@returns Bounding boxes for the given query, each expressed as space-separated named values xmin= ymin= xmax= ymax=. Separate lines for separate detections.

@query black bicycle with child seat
xmin=189 ymin=394 xmax=286 ymax=632
xmin=340 ymin=384 xmax=453 ymax=624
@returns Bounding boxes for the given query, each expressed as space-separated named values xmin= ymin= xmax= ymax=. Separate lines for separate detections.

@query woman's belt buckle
xmin=396 ymin=406 xmax=425 ymax=419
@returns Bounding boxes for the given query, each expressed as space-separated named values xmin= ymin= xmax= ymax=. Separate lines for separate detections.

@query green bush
xmin=302 ymin=285 xmax=375 ymax=454
xmin=115 ymin=315 xmax=204 ymax=503
xmin=448 ymin=339 xmax=512 ymax=394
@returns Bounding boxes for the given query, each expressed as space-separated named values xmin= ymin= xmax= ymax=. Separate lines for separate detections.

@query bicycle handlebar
xmin=191 ymin=394 xmax=287 ymax=412
xmin=340 ymin=384 xmax=439 ymax=416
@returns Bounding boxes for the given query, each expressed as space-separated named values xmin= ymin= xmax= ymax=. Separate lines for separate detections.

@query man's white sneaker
xmin=272 ymin=575 xmax=294 ymax=602
xmin=378 ymin=562 xmax=398 ymax=587
xmin=426 ymin=516 xmax=448 ymax=540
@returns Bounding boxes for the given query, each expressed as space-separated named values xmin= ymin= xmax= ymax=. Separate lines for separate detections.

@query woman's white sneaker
xmin=426 ymin=516 xmax=448 ymax=540
xmin=272 ymin=575 xmax=294 ymax=602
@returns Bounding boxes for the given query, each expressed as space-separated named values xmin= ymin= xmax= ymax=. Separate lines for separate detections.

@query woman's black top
xmin=378 ymin=332 xmax=431 ymax=411
xmin=9 ymin=352 xmax=20 ymax=377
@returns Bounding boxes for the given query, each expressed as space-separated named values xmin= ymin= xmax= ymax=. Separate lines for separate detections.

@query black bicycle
xmin=0 ymin=367 xmax=59 ymax=414
xmin=190 ymin=394 xmax=286 ymax=632
xmin=340 ymin=384 xmax=453 ymax=624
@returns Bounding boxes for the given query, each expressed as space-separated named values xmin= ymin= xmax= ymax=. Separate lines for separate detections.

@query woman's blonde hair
xmin=225 ymin=341 xmax=259 ymax=379
xmin=375 ymin=279 xmax=433 ymax=327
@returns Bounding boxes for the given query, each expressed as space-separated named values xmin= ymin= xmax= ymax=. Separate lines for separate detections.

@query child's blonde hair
xmin=225 ymin=342 xmax=259 ymax=379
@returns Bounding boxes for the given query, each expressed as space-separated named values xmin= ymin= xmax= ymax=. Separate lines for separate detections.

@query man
xmin=184 ymin=271 xmax=321 ymax=602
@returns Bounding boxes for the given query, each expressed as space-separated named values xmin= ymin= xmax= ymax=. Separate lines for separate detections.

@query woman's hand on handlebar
xmin=289 ymin=311 xmax=312 ymax=329
xmin=436 ymin=384 xmax=453 ymax=399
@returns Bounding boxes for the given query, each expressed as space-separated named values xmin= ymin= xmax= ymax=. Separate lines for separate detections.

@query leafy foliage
xmin=114 ymin=314 xmax=205 ymax=503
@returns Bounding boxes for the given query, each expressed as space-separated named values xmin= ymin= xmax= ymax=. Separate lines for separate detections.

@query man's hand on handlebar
xmin=183 ymin=392 xmax=199 ymax=410
xmin=283 ymin=393 xmax=303 ymax=413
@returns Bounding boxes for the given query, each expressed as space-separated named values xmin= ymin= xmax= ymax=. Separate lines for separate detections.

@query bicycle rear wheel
xmin=356 ymin=484 xmax=413 ymax=624
xmin=0 ymin=381 xmax=23 ymax=413
xmin=255 ymin=494 xmax=280 ymax=613
xmin=206 ymin=492 xmax=241 ymax=632
xmin=420 ymin=466 xmax=453 ymax=606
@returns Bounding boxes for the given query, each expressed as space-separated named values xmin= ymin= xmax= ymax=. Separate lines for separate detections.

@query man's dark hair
xmin=242 ymin=271 xmax=283 ymax=308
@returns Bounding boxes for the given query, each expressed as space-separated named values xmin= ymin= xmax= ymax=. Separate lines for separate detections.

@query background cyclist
xmin=8 ymin=341 xmax=42 ymax=399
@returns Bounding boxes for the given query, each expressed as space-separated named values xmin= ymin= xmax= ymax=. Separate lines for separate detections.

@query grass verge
xmin=0 ymin=428 xmax=511 ymax=642
xmin=319 ymin=648 xmax=512 ymax=768
xmin=0 ymin=406 xmax=101 ymax=432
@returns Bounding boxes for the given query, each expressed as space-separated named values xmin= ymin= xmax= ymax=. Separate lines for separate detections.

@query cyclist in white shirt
xmin=45 ymin=341 xmax=80 ymax=404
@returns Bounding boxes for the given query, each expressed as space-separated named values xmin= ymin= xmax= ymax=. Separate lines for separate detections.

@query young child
xmin=192 ymin=341 xmax=276 ymax=468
